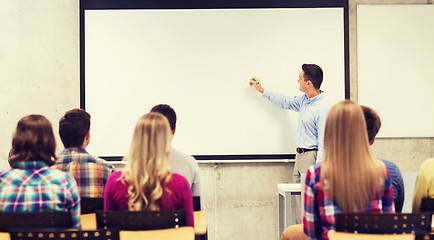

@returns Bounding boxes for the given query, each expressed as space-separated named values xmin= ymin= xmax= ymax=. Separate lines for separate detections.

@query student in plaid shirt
xmin=1 ymin=115 xmax=81 ymax=229
xmin=281 ymin=101 xmax=394 ymax=240
xmin=54 ymin=109 xmax=114 ymax=198
xmin=304 ymin=101 xmax=394 ymax=240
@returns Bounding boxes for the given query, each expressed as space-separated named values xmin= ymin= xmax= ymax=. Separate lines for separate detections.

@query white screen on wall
xmin=358 ymin=5 xmax=434 ymax=138
xmin=84 ymin=8 xmax=345 ymax=157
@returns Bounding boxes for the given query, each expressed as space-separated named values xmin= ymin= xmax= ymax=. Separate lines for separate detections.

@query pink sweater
xmin=104 ymin=171 xmax=194 ymax=227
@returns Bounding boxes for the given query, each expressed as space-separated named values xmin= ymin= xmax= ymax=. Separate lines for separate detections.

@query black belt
xmin=296 ymin=147 xmax=318 ymax=154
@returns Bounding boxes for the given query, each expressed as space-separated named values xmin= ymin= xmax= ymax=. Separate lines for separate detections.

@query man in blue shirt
xmin=361 ymin=105 xmax=405 ymax=212
xmin=250 ymin=63 xmax=330 ymax=223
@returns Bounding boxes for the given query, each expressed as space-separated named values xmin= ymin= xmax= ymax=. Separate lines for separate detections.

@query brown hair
xmin=361 ymin=106 xmax=381 ymax=144
xmin=9 ymin=115 xmax=56 ymax=166
xmin=321 ymin=100 xmax=386 ymax=212
xmin=150 ymin=104 xmax=177 ymax=131
xmin=302 ymin=63 xmax=323 ymax=89
xmin=59 ymin=108 xmax=91 ymax=148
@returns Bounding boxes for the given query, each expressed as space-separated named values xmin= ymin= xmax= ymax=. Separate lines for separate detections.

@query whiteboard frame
xmin=79 ymin=0 xmax=350 ymax=160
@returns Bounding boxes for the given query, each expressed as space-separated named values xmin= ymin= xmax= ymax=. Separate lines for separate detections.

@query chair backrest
xmin=81 ymin=197 xmax=104 ymax=214
xmin=0 ymin=212 xmax=72 ymax=232
xmin=96 ymin=210 xmax=186 ymax=230
xmin=421 ymin=197 xmax=434 ymax=212
xmin=193 ymin=196 xmax=201 ymax=211
xmin=336 ymin=213 xmax=432 ymax=234
xmin=8 ymin=229 xmax=119 ymax=240
xmin=415 ymin=233 xmax=434 ymax=240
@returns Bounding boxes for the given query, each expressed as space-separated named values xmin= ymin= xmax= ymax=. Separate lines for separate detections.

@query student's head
xmin=301 ymin=64 xmax=323 ymax=89
xmin=321 ymin=100 xmax=385 ymax=212
xmin=361 ymin=105 xmax=381 ymax=145
xmin=59 ymin=108 xmax=91 ymax=148
xmin=123 ymin=112 xmax=172 ymax=211
xmin=150 ymin=104 xmax=177 ymax=132
xmin=129 ymin=112 xmax=172 ymax=158
xmin=324 ymin=100 xmax=370 ymax=153
xmin=9 ymin=114 xmax=56 ymax=166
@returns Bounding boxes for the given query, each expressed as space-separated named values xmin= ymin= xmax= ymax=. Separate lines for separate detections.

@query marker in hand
xmin=249 ymin=77 xmax=264 ymax=94
xmin=249 ymin=78 xmax=260 ymax=86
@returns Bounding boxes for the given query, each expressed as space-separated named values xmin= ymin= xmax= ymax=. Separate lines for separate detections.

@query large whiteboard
xmin=358 ymin=5 xmax=434 ymax=137
xmin=82 ymin=6 xmax=347 ymax=157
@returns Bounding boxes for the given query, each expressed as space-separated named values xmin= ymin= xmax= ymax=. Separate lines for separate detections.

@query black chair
xmin=9 ymin=229 xmax=119 ymax=240
xmin=0 ymin=212 xmax=73 ymax=232
xmin=81 ymin=197 xmax=104 ymax=214
xmin=335 ymin=213 xmax=432 ymax=234
xmin=421 ymin=197 xmax=434 ymax=212
xmin=193 ymin=196 xmax=201 ymax=211
xmin=96 ymin=210 xmax=186 ymax=230
xmin=192 ymin=197 xmax=208 ymax=240
xmin=416 ymin=233 xmax=434 ymax=240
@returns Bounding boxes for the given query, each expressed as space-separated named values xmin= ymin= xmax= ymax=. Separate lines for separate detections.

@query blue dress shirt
xmin=262 ymin=89 xmax=330 ymax=163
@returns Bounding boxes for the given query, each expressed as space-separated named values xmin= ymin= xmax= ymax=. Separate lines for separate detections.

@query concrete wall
xmin=0 ymin=0 xmax=79 ymax=170
xmin=0 ymin=1 xmax=433 ymax=240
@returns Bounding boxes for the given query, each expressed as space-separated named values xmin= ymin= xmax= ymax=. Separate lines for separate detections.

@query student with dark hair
xmin=54 ymin=108 xmax=114 ymax=198
xmin=250 ymin=64 xmax=330 ymax=223
xmin=361 ymin=105 xmax=404 ymax=212
xmin=150 ymin=104 xmax=202 ymax=199
xmin=1 ymin=115 xmax=80 ymax=228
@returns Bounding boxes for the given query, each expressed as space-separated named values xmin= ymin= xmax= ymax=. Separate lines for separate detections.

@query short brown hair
xmin=59 ymin=108 xmax=91 ymax=148
xmin=361 ymin=105 xmax=381 ymax=143
xmin=150 ymin=104 xmax=177 ymax=131
xmin=302 ymin=64 xmax=323 ymax=89
xmin=9 ymin=115 xmax=56 ymax=166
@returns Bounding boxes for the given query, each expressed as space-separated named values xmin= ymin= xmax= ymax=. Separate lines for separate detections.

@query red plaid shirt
xmin=303 ymin=163 xmax=395 ymax=240
xmin=53 ymin=148 xmax=114 ymax=198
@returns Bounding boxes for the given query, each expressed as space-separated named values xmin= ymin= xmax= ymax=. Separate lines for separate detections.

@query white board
xmin=357 ymin=5 xmax=434 ymax=137
xmin=84 ymin=8 xmax=346 ymax=157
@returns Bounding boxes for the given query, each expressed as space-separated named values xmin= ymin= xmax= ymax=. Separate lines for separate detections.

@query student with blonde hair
xmin=412 ymin=158 xmax=434 ymax=212
xmin=303 ymin=100 xmax=394 ymax=239
xmin=282 ymin=101 xmax=395 ymax=240
xmin=104 ymin=112 xmax=194 ymax=227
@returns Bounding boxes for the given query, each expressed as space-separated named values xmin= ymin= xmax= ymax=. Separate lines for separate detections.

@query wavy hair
xmin=9 ymin=114 xmax=56 ymax=166
xmin=320 ymin=100 xmax=386 ymax=212
xmin=121 ymin=112 xmax=172 ymax=211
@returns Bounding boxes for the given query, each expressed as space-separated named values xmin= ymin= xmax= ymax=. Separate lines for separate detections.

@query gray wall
xmin=0 ymin=0 xmax=79 ymax=170
xmin=0 ymin=1 xmax=433 ymax=240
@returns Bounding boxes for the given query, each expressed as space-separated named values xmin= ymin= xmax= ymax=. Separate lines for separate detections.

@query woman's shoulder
xmin=41 ymin=166 xmax=75 ymax=184
xmin=171 ymin=173 xmax=189 ymax=183
xmin=309 ymin=163 xmax=322 ymax=176
xmin=106 ymin=171 xmax=124 ymax=185
xmin=169 ymin=173 xmax=191 ymax=189
xmin=108 ymin=170 xmax=122 ymax=179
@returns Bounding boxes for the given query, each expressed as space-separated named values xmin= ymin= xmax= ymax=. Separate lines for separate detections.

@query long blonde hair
xmin=121 ymin=112 xmax=172 ymax=211
xmin=320 ymin=100 xmax=386 ymax=212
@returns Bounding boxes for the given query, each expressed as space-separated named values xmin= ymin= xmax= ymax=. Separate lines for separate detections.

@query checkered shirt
xmin=303 ymin=163 xmax=395 ymax=240
xmin=54 ymin=148 xmax=114 ymax=198
xmin=0 ymin=161 xmax=81 ymax=229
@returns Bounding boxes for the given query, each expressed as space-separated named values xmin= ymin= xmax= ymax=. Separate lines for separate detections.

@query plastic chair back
xmin=96 ymin=210 xmax=186 ymax=230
